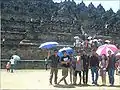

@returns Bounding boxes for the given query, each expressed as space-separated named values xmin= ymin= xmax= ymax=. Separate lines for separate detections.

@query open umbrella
xmin=96 ymin=44 xmax=118 ymax=56
xmin=116 ymin=53 xmax=120 ymax=57
xmin=58 ymin=47 xmax=74 ymax=57
xmin=88 ymin=36 xmax=92 ymax=40
xmin=39 ymin=42 xmax=58 ymax=49
xmin=12 ymin=55 xmax=20 ymax=61
xmin=74 ymin=36 xmax=79 ymax=39
xmin=93 ymin=39 xmax=98 ymax=42
xmin=105 ymin=40 xmax=111 ymax=43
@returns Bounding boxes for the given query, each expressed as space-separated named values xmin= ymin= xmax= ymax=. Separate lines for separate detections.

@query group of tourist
xmin=6 ymin=57 xmax=16 ymax=73
xmin=48 ymin=49 xmax=120 ymax=86
xmin=6 ymin=55 xmax=19 ymax=73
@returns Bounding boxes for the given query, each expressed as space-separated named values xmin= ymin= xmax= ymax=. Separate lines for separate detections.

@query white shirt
xmin=63 ymin=57 xmax=69 ymax=62
xmin=75 ymin=56 xmax=83 ymax=71
xmin=10 ymin=59 xmax=15 ymax=64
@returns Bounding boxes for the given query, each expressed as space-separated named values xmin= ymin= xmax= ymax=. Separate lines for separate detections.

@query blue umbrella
xmin=39 ymin=42 xmax=58 ymax=49
xmin=58 ymin=47 xmax=74 ymax=57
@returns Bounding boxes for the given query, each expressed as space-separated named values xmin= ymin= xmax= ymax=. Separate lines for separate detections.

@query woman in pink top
xmin=99 ymin=54 xmax=108 ymax=86
xmin=6 ymin=62 xmax=10 ymax=72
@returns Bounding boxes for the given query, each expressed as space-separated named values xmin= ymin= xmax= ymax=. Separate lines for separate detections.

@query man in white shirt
xmin=9 ymin=57 xmax=15 ymax=73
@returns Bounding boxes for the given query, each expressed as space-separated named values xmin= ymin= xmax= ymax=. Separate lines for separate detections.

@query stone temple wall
xmin=1 ymin=0 xmax=120 ymax=60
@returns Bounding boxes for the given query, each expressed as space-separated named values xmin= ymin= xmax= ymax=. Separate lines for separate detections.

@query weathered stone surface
xmin=1 ymin=0 xmax=120 ymax=60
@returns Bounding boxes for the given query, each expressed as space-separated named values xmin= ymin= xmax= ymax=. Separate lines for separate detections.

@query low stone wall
xmin=1 ymin=60 xmax=49 ymax=69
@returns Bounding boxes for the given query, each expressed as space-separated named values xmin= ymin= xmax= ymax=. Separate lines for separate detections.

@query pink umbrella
xmin=96 ymin=44 xmax=118 ymax=56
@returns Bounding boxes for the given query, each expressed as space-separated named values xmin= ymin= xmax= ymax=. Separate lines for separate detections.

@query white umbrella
xmin=12 ymin=55 xmax=20 ymax=61
xmin=116 ymin=53 xmax=120 ymax=56
xmin=105 ymin=40 xmax=111 ymax=43
xmin=74 ymin=36 xmax=79 ymax=39
xmin=98 ymin=39 xmax=102 ymax=41
xmin=59 ymin=47 xmax=73 ymax=52
xmin=93 ymin=39 xmax=98 ymax=42
xmin=88 ymin=36 xmax=92 ymax=39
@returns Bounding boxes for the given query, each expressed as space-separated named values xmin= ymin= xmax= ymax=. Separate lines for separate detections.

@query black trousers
xmin=74 ymin=71 xmax=81 ymax=84
xmin=45 ymin=64 xmax=48 ymax=70
xmin=74 ymin=71 xmax=81 ymax=77
xmin=83 ymin=69 xmax=89 ymax=84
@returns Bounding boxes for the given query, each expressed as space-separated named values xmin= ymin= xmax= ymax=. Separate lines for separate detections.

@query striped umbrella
xmin=96 ymin=44 xmax=118 ymax=56
xmin=39 ymin=42 xmax=58 ymax=49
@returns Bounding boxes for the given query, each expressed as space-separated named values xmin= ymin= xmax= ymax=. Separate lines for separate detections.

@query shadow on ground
xmin=75 ymin=84 xmax=93 ymax=87
xmin=107 ymin=85 xmax=120 ymax=87
xmin=54 ymin=84 xmax=75 ymax=88
xmin=54 ymin=84 xmax=120 ymax=88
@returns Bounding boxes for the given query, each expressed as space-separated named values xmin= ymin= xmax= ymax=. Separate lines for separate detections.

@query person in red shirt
xmin=6 ymin=62 xmax=11 ymax=72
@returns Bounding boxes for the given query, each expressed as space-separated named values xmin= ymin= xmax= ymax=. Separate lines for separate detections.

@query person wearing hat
xmin=48 ymin=50 xmax=60 ymax=85
xmin=57 ymin=50 xmax=71 ymax=85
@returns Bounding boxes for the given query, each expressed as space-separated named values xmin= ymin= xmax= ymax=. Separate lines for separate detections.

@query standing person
xmin=69 ymin=52 xmax=74 ymax=84
xmin=90 ymin=51 xmax=99 ymax=85
xmin=73 ymin=52 xmax=83 ymax=85
xmin=49 ymin=50 xmax=60 ymax=85
xmin=6 ymin=62 xmax=11 ymax=72
xmin=81 ymin=50 xmax=89 ymax=85
xmin=107 ymin=50 xmax=116 ymax=86
xmin=44 ymin=57 xmax=48 ymax=70
xmin=70 ymin=53 xmax=77 ymax=85
xmin=57 ymin=50 xmax=71 ymax=85
xmin=99 ymin=54 xmax=108 ymax=86
xmin=9 ymin=57 xmax=15 ymax=73
xmin=115 ymin=57 xmax=120 ymax=75
xmin=45 ymin=51 xmax=50 ymax=70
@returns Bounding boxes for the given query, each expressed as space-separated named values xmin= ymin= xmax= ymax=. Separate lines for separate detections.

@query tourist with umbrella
xmin=96 ymin=44 xmax=118 ymax=86
xmin=39 ymin=42 xmax=59 ymax=85
xmin=90 ymin=50 xmax=99 ymax=85
xmin=57 ymin=50 xmax=71 ymax=85
xmin=39 ymin=42 xmax=59 ymax=70
xmin=9 ymin=54 xmax=20 ymax=73
xmin=48 ymin=49 xmax=60 ymax=85
xmin=58 ymin=47 xmax=74 ymax=84
xmin=107 ymin=50 xmax=117 ymax=86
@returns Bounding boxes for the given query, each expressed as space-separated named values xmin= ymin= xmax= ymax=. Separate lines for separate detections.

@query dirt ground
xmin=0 ymin=69 xmax=120 ymax=90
